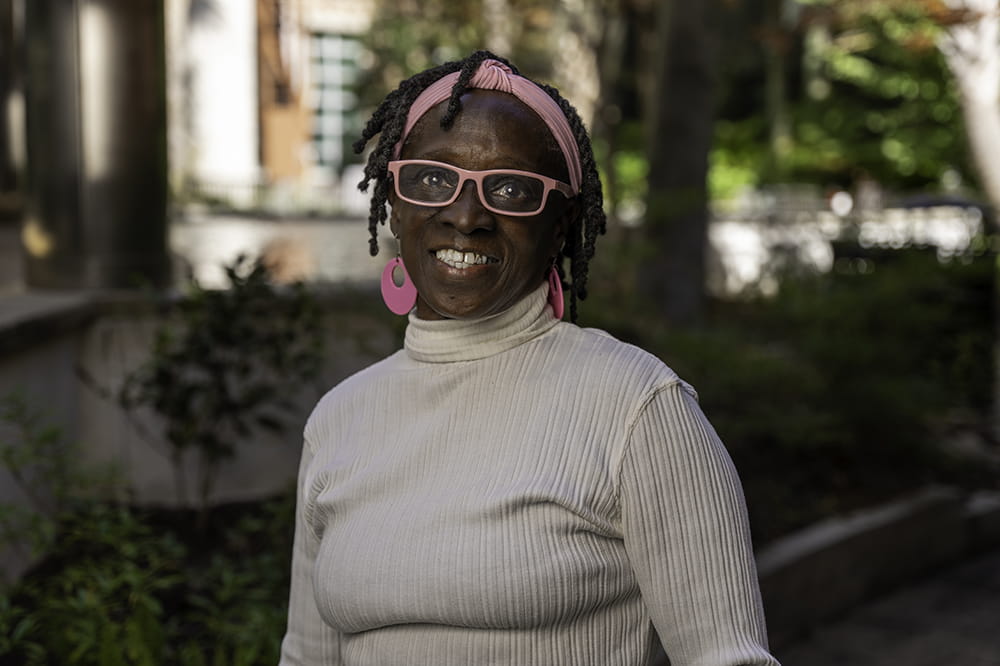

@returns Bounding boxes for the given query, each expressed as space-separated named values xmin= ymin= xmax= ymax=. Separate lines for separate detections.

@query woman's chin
xmin=415 ymin=293 xmax=510 ymax=321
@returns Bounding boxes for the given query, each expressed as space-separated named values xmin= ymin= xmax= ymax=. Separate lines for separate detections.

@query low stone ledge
xmin=0 ymin=291 xmax=101 ymax=357
xmin=757 ymin=486 xmax=966 ymax=649
xmin=965 ymin=490 xmax=1000 ymax=553
xmin=0 ymin=282 xmax=388 ymax=359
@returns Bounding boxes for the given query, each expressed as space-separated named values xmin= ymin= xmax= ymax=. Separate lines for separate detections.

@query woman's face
xmin=390 ymin=90 xmax=575 ymax=320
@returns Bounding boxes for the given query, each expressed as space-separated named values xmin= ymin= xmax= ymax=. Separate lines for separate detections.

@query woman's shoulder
xmin=544 ymin=323 xmax=695 ymax=399
xmin=303 ymin=349 xmax=409 ymax=438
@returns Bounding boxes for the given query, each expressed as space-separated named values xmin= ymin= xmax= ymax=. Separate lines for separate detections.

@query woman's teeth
xmin=436 ymin=248 xmax=492 ymax=269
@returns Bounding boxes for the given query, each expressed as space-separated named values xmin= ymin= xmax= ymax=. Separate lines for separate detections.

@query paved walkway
xmin=777 ymin=547 xmax=1000 ymax=665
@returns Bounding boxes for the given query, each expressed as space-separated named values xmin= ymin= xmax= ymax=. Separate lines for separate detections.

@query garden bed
xmin=1 ymin=494 xmax=295 ymax=666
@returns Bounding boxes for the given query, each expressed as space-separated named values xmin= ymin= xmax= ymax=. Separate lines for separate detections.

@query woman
xmin=280 ymin=51 xmax=779 ymax=666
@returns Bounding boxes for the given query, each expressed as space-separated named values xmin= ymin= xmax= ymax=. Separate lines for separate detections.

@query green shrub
xmin=0 ymin=494 xmax=294 ymax=666
xmin=1 ymin=504 xmax=183 ymax=666
xmin=120 ymin=255 xmax=325 ymax=511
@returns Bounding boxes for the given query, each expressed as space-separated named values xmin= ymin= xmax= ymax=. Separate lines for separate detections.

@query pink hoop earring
xmin=381 ymin=251 xmax=418 ymax=315
xmin=547 ymin=266 xmax=564 ymax=320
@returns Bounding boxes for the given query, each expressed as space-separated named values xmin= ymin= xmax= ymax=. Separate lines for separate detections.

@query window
xmin=309 ymin=33 xmax=360 ymax=173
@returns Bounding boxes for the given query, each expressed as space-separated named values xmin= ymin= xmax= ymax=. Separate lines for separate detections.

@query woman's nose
xmin=442 ymin=181 xmax=495 ymax=233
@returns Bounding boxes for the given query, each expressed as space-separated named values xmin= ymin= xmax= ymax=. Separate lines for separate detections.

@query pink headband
xmin=392 ymin=59 xmax=582 ymax=194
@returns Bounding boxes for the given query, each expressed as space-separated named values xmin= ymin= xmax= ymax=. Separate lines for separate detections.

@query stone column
xmin=0 ymin=0 xmax=24 ymax=217
xmin=22 ymin=0 xmax=170 ymax=289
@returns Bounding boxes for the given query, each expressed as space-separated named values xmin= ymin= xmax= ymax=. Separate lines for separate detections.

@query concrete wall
xmin=0 ymin=287 xmax=400 ymax=580
xmin=74 ymin=294 xmax=400 ymax=506
xmin=0 ymin=299 xmax=87 ymax=582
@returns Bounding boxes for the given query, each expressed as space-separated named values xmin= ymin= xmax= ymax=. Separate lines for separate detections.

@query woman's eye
xmin=490 ymin=178 xmax=530 ymax=201
xmin=419 ymin=169 xmax=454 ymax=190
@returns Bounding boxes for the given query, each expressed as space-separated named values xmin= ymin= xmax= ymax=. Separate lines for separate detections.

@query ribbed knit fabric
xmin=280 ymin=284 xmax=779 ymax=666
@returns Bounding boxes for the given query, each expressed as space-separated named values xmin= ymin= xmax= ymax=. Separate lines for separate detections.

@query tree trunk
xmin=640 ymin=0 xmax=720 ymax=326
xmin=937 ymin=0 xmax=1000 ymax=442
xmin=939 ymin=0 xmax=1000 ymax=212
xmin=763 ymin=0 xmax=793 ymax=176
xmin=592 ymin=2 xmax=628 ymax=226
xmin=958 ymin=93 xmax=1000 ymax=212
xmin=482 ymin=0 xmax=513 ymax=58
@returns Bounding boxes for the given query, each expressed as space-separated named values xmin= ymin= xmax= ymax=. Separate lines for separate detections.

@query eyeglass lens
xmin=395 ymin=163 xmax=547 ymax=213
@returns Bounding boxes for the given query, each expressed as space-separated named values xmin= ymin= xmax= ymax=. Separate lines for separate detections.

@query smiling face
xmin=389 ymin=90 xmax=575 ymax=320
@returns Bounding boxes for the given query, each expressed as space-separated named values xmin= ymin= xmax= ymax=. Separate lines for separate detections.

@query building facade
xmin=167 ymin=0 xmax=374 ymax=214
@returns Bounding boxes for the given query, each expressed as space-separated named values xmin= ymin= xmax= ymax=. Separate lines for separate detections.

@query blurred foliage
xmin=0 ymin=394 xmax=119 ymax=564
xmin=790 ymin=0 xmax=967 ymax=188
xmin=713 ymin=0 xmax=971 ymax=194
xmin=354 ymin=3 xmax=477 ymax=114
xmin=593 ymin=120 xmax=650 ymax=223
xmin=355 ymin=0 xmax=565 ymax=112
xmin=351 ymin=0 xmax=978 ymax=212
xmin=119 ymin=256 xmax=324 ymax=511
xmin=582 ymin=242 xmax=998 ymax=542
xmin=709 ymin=118 xmax=770 ymax=201
xmin=0 ymin=492 xmax=294 ymax=666
xmin=0 ymin=503 xmax=184 ymax=666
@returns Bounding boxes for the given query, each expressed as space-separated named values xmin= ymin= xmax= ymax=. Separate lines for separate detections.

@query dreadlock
xmin=353 ymin=50 xmax=606 ymax=323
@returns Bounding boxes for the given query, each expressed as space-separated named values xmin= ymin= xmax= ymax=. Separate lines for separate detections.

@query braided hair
xmin=353 ymin=50 xmax=606 ymax=322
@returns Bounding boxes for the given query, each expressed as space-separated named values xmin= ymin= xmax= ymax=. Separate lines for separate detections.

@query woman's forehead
xmin=401 ymin=90 xmax=567 ymax=178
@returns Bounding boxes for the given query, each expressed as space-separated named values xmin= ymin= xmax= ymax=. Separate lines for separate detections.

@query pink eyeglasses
xmin=387 ymin=159 xmax=575 ymax=216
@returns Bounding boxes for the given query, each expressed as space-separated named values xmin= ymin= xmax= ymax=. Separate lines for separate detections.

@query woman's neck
xmin=403 ymin=283 xmax=559 ymax=363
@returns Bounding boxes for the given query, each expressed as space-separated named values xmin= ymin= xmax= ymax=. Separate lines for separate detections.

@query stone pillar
xmin=0 ymin=0 xmax=24 ymax=218
xmin=22 ymin=0 xmax=170 ymax=289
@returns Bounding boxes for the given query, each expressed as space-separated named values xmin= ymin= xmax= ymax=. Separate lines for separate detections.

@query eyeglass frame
xmin=386 ymin=159 xmax=576 ymax=217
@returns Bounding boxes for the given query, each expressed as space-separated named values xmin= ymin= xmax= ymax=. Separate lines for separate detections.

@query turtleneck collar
xmin=404 ymin=283 xmax=559 ymax=363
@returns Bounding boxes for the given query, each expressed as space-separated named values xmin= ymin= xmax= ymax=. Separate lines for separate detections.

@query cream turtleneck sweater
xmin=280 ymin=284 xmax=778 ymax=666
